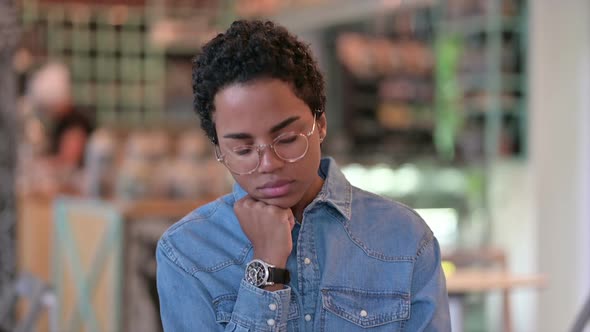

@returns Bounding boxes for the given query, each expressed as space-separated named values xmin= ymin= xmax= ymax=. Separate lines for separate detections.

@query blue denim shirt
xmin=157 ymin=157 xmax=450 ymax=331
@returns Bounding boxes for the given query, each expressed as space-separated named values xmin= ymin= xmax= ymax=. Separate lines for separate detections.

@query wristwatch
xmin=245 ymin=259 xmax=290 ymax=288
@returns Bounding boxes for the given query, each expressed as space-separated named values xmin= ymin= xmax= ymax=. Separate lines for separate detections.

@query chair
xmin=53 ymin=197 xmax=123 ymax=332
xmin=0 ymin=272 xmax=58 ymax=332
xmin=443 ymin=247 xmax=512 ymax=332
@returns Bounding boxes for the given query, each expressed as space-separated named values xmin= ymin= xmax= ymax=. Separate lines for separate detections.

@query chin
xmin=257 ymin=194 xmax=300 ymax=209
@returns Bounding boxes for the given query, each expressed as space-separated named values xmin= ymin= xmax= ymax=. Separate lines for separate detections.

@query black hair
xmin=50 ymin=107 xmax=94 ymax=167
xmin=192 ymin=20 xmax=326 ymax=144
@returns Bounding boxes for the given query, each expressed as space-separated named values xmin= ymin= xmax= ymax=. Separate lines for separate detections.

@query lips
xmin=257 ymin=179 xmax=295 ymax=198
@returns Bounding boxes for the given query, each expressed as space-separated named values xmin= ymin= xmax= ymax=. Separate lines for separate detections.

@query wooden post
xmin=0 ymin=0 xmax=19 ymax=330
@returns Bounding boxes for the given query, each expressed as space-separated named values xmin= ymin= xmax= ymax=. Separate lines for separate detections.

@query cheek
xmin=294 ymin=148 xmax=322 ymax=182
xmin=306 ymin=143 xmax=323 ymax=168
xmin=231 ymin=174 xmax=258 ymax=195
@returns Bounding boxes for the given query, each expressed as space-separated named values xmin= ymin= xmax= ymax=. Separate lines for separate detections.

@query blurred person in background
xmin=156 ymin=20 xmax=450 ymax=331
xmin=22 ymin=62 xmax=94 ymax=195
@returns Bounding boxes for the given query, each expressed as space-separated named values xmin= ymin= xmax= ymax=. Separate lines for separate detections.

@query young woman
xmin=156 ymin=20 xmax=450 ymax=331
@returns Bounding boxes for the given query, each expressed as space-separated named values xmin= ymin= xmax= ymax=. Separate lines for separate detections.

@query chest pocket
xmin=321 ymin=288 xmax=410 ymax=331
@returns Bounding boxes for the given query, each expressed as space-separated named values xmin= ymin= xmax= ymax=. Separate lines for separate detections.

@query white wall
xmin=529 ymin=0 xmax=590 ymax=331
xmin=489 ymin=161 xmax=537 ymax=331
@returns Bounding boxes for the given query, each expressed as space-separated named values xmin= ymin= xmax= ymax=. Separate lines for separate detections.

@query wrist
xmin=244 ymin=259 xmax=290 ymax=288
xmin=253 ymin=252 xmax=288 ymax=269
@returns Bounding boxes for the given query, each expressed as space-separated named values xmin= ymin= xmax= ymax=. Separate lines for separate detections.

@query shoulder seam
xmin=158 ymin=237 xmax=194 ymax=276
xmin=166 ymin=198 xmax=222 ymax=236
xmin=416 ymin=230 xmax=434 ymax=258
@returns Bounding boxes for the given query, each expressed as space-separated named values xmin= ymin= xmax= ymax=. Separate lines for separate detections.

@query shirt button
xmin=267 ymin=319 xmax=275 ymax=326
xmin=304 ymin=314 xmax=312 ymax=321
xmin=304 ymin=257 xmax=311 ymax=265
xmin=268 ymin=303 xmax=277 ymax=311
xmin=360 ymin=310 xmax=368 ymax=317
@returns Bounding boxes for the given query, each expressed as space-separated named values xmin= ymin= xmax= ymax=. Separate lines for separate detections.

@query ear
xmin=317 ymin=112 xmax=327 ymax=142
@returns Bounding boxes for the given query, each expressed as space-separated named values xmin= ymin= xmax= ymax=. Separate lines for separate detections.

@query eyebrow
xmin=222 ymin=116 xmax=301 ymax=140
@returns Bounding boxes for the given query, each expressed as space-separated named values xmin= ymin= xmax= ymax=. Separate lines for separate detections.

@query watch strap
xmin=268 ymin=266 xmax=290 ymax=285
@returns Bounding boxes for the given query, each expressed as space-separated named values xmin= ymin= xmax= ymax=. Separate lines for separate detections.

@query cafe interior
xmin=0 ymin=0 xmax=589 ymax=331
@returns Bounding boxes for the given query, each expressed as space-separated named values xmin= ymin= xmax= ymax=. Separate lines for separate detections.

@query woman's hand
xmin=234 ymin=195 xmax=295 ymax=269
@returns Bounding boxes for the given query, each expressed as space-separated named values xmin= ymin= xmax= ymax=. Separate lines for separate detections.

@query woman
xmin=156 ymin=20 xmax=450 ymax=331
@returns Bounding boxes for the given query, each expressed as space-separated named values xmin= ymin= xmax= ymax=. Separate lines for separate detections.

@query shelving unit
xmin=21 ymin=1 xmax=166 ymax=124
xmin=18 ymin=0 xmax=228 ymax=127
xmin=325 ymin=0 xmax=527 ymax=164
xmin=438 ymin=0 xmax=528 ymax=161
xmin=325 ymin=6 xmax=438 ymax=163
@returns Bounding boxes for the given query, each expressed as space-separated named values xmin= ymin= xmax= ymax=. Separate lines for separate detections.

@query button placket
xmin=296 ymin=213 xmax=320 ymax=327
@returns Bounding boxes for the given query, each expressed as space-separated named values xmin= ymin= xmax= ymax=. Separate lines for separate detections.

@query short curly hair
xmin=192 ymin=20 xmax=326 ymax=144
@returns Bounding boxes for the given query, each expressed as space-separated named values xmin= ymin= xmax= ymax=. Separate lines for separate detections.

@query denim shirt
xmin=157 ymin=157 xmax=451 ymax=331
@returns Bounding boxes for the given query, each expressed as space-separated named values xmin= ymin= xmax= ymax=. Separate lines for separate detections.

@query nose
xmin=256 ymin=145 xmax=284 ymax=173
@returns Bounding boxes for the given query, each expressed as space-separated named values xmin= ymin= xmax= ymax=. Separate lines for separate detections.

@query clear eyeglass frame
xmin=215 ymin=113 xmax=319 ymax=175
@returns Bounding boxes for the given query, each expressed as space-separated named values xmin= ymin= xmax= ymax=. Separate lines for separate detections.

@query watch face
xmin=245 ymin=260 xmax=269 ymax=287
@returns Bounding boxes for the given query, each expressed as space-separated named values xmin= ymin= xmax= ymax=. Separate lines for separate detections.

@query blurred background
xmin=0 ymin=0 xmax=588 ymax=331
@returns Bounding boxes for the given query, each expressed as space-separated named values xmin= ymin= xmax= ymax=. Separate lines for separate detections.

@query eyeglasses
xmin=215 ymin=114 xmax=318 ymax=175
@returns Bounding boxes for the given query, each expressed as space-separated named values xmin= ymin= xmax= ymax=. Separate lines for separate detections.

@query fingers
xmin=236 ymin=195 xmax=292 ymax=218
xmin=288 ymin=214 xmax=295 ymax=231
xmin=234 ymin=195 xmax=294 ymax=267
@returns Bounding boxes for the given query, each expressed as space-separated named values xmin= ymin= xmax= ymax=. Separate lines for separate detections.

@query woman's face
xmin=58 ymin=126 xmax=88 ymax=167
xmin=213 ymin=78 xmax=327 ymax=212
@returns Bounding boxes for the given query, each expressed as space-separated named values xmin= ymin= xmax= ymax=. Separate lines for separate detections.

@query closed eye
xmin=276 ymin=134 xmax=298 ymax=145
xmin=232 ymin=145 xmax=255 ymax=156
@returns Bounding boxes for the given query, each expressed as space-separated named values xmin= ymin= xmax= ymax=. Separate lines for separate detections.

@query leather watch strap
xmin=269 ymin=267 xmax=290 ymax=284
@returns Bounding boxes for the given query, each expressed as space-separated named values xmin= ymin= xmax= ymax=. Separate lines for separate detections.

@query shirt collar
xmin=232 ymin=182 xmax=248 ymax=202
xmin=232 ymin=156 xmax=352 ymax=220
xmin=315 ymin=157 xmax=352 ymax=220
